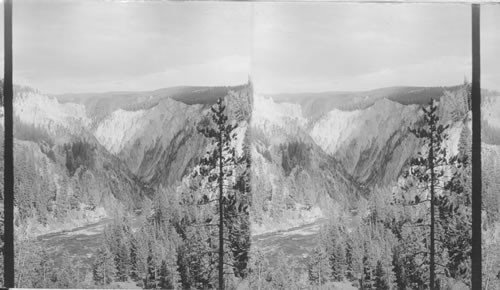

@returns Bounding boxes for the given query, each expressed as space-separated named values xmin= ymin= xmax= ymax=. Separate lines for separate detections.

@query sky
xmin=0 ymin=1 xmax=498 ymax=95
xmin=481 ymin=4 xmax=500 ymax=94
xmin=253 ymin=2 xmax=498 ymax=94
xmin=5 ymin=0 xmax=252 ymax=94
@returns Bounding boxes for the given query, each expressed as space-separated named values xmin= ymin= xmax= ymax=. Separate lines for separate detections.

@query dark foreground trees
xmin=196 ymin=97 xmax=251 ymax=289
xmin=396 ymin=100 xmax=471 ymax=289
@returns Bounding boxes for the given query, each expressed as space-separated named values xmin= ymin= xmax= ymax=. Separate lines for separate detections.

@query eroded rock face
xmin=251 ymin=86 xmax=485 ymax=231
xmin=2 ymin=84 xmax=252 ymax=231
xmin=327 ymin=99 xmax=422 ymax=187
xmin=110 ymin=86 xmax=253 ymax=188
xmin=110 ymin=97 xmax=206 ymax=182
xmin=7 ymin=82 xmax=499 ymax=236
xmin=483 ymin=94 xmax=500 ymax=129
xmin=13 ymin=89 xmax=91 ymax=139
xmin=250 ymin=94 xmax=363 ymax=230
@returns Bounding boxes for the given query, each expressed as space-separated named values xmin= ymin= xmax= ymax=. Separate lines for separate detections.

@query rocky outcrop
xmin=326 ymin=99 xmax=422 ymax=187
xmin=2 ymin=84 xmax=251 ymax=232
xmin=250 ymin=95 xmax=363 ymax=230
xmin=250 ymin=85 xmax=486 ymax=231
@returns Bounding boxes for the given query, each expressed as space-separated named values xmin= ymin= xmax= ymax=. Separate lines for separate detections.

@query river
xmin=251 ymin=219 xmax=327 ymax=266
xmin=37 ymin=216 xmax=329 ymax=269
xmin=36 ymin=217 xmax=114 ymax=265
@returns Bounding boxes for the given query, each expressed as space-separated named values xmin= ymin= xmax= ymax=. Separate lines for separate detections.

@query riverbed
xmin=37 ymin=216 xmax=327 ymax=268
xmin=251 ymin=219 xmax=327 ymax=266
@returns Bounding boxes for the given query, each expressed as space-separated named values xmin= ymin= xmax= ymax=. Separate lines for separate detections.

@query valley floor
xmin=34 ymin=213 xmax=363 ymax=288
xmin=252 ymin=218 xmax=326 ymax=267
xmin=37 ymin=214 xmax=329 ymax=273
xmin=36 ymin=217 xmax=113 ymax=265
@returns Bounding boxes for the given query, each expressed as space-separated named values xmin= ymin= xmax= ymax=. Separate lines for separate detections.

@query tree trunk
xmin=319 ymin=263 xmax=321 ymax=285
xmin=430 ymin=137 xmax=436 ymax=290
xmin=219 ymin=130 xmax=224 ymax=290
xmin=3 ymin=0 xmax=15 ymax=286
xmin=104 ymin=259 xmax=106 ymax=286
xmin=258 ymin=263 xmax=261 ymax=290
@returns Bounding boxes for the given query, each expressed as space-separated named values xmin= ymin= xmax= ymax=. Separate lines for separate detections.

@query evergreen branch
xmin=404 ymin=223 xmax=431 ymax=228
xmin=189 ymin=223 xmax=220 ymax=227
xmin=408 ymin=250 xmax=429 ymax=259
xmin=202 ymin=184 xmax=236 ymax=191
xmin=197 ymin=199 xmax=218 ymax=206
xmin=223 ymin=272 xmax=236 ymax=276
xmin=223 ymin=262 xmax=239 ymax=268
xmin=223 ymin=212 xmax=249 ymax=219
xmin=401 ymin=199 xmax=431 ymax=207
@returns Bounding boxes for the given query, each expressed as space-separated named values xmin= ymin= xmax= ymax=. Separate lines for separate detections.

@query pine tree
xmin=271 ymin=251 xmax=298 ymax=289
xmin=196 ymin=97 xmax=245 ymax=289
xmin=31 ymin=246 xmax=54 ymax=288
xmin=399 ymin=99 xmax=469 ymax=289
xmin=115 ymin=240 xmax=131 ymax=281
xmin=92 ymin=246 xmax=116 ymax=285
xmin=131 ymin=189 xmax=183 ymax=289
xmin=247 ymin=248 xmax=270 ymax=289
xmin=438 ymin=127 xmax=472 ymax=284
xmin=14 ymin=230 xmax=43 ymax=288
xmin=321 ymin=222 xmax=347 ymax=282
xmin=361 ymin=243 xmax=375 ymax=290
xmin=144 ymin=229 xmax=180 ymax=289
xmin=330 ymin=242 xmax=347 ymax=281
xmin=345 ymin=241 xmax=354 ymax=280
xmin=225 ymin=160 xmax=251 ymax=279
xmin=181 ymin=223 xmax=218 ymax=288
xmin=401 ymin=100 xmax=449 ymax=289
xmin=308 ymin=247 xmax=331 ymax=285
xmin=374 ymin=260 xmax=390 ymax=290
xmin=103 ymin=218 xmax=132 ymax=282
xmin=52 ymin=251 xmax=85 ymax=288
xmin=175 ymin=183 xmax=219 ymax=289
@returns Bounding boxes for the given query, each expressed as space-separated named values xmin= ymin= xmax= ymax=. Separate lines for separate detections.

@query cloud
xmin=255 ymin=55 xmax=472 ymax=94
xmin=10 ymin=0 xmax=252 ymax=93
xmin=253 ymin=2 xmax=472 ymax=94
xmin=482 ymin=4 xmax=500 ymax=92
xmin=18 ymin=54 xmax=250 ymax=94
xmin=4 ymin=1 xmax=499 ymax=94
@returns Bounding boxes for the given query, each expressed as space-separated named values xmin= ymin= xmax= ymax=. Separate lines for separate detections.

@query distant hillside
xmin=269 ymin=85 xmax=462 ymax=120
xmin=250 ymin=84 xmax=483 ymax=233
xmin=53 ymin=85 xmax=246 ymax=127
xmin=0 ymin=82 xmax=251 ymax=237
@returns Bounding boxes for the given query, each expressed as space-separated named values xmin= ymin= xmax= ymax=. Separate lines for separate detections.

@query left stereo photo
xmin=1 ymin=1 xmax=253 ymax=289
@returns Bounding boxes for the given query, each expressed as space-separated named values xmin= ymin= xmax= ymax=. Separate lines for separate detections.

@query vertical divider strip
xmin=471 ymin=3 xmax=482 ymax=289
xmin=3 ymin=0 xmax=14 ymax=287
xmin=3 ymin=0 xmax=14 ymax=286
